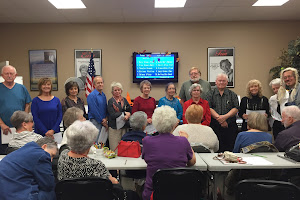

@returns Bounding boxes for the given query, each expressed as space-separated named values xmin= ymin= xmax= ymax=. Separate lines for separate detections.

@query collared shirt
xmin=87 ymin=89 xmax=107 ymax=124
xmin=182 ymin=98 xmax=211 ymax=125
xmin=179 ymin=79 xmax=211 ymax=101
xmin=205 ymin=88 xmax=239 ymax=124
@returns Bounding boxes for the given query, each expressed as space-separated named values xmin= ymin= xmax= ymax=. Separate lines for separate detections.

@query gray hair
xmin=216 ymin=73 xmax=229 ymax=81
xmin=152 ymin=105 xmax=178 ymax=133
xmin=36 ymin=137 xmax=58 ymax=150
xmin=93 ymin=76 xmax=103 ymax=85
xmin=282 ymin=106 xmax=300 ymax=121
xmin=130 ymin=111 xmax=147 ymax=131
xmin=63 ymin=107 xmax=84 ymax=128
xmin=165 ymin=82 xmax=176 ymax=93
xmin=269 ymin=78 xmax=281 ymax=87
xmin=1 ymin=65 xmax=17 ymax=74
xmin=10 ymin=111 xmax=33 ymax=130
xmin=111 ymin=82 xmax=123 ymax=93
xmin=188 ymin=83 xmax=203 ymax=96
xmin=66 ymin=120 xmax=98 ymax=154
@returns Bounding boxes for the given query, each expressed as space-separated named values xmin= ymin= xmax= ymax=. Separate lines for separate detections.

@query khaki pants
xmin=108 ymin=127 xmax=127 ymax=153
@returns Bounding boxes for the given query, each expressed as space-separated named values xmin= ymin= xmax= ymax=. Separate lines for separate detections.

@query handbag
xmin=115 ymin=140 xmax=141 ymax=158
xmin=285 ymin=144 xmax=300 ymax=162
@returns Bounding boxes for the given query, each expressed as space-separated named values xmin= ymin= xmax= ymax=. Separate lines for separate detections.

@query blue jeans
xmin=90 ymin=118 xmax=103 ymax=142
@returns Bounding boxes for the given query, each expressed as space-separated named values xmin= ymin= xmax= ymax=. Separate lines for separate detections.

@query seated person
xmin=0 ymin=137 xmax=58 ymax=200
xmin=233 ymin=112 xmax=272 ymax=153
xmin=60 ymin=107 xmax=86 ymax=148
xmin=121 ymin=111 xmax=147 ymax=144
xmin=173 ymin=104 xmax=219 ymax=152
xmin=57 ymin=120 xmax=117 ymax=183
xmin=7 ymin=111 xmax=43 ymax=152
xmin=142 ymin=105 xmax=196 ymax=200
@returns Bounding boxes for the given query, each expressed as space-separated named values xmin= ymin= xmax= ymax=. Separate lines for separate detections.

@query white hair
xmin=130 ymin=111 xmax=147 ymax=131
xmin=269 ymin=78 xmax=281 ymax=87
xmin=1 ymin=65 xmax=17 ymax=74
xmin=111 ymin=82 xmax=123 ymax=93
xmin=216 ymin=73 xmax=228 ymax=81
xmin=152 ymin=106 xmax=178 ymax=133
xmin=66 ymin=120 xmax=98 ymax=154
xmin=282 ymin=106 xmax=300 ymax=121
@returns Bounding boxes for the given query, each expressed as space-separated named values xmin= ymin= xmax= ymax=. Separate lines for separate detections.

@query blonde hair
xmin=139 ymin=80 xmax=152 ymax=93
xmin=185 ymin=104 xmax=203 ymax=124
xmin=111 ymin=82 xmax=123 ymax=93
xmin=189 ymin=67 xmax=201 ymax=75
xmin=38 ymin=78 xmax=52 ymax=95
xmin=246 ymin=79 xmax=263 ymax=98
xmin=278 ymin=67 xmax=299 ymax=102
xmin=247 ymin=112 xmax=268 ymax=132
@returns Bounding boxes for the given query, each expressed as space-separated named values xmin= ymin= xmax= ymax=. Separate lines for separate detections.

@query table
xmin=89 ymin=149 xmax=207 ymax=170
xmin=199 ymin=152 xmax=300 ymax=200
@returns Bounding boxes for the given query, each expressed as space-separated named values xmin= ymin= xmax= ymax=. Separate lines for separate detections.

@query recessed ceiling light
xmin=48 ymin=0 xmax=86 ymax=9
xmin=252 ymin=0 xmax=289 ymax=6
xmin=155 ymin=0 xmax=187 ymax=8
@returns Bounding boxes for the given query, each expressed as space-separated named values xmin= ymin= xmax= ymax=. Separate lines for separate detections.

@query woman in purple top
xmin=142 ymin=105 xmax=196 ymax=200
xmin=31 ymin=78 xmax=62 ymax=137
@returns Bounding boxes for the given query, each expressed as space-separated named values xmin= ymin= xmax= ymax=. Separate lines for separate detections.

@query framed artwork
xmin=29 ymin=50 xmax=58 ymax=91
xmin=208 ymin=47 xmax=235 ymax=87
xmin=74 ymin=49 xmax=102 ymax=90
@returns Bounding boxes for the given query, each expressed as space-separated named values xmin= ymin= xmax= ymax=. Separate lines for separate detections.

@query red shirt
xmin=182 ymin=98 xmax=211 ymax=126
xmin=132 ymin=96 xmax=156 ymax=119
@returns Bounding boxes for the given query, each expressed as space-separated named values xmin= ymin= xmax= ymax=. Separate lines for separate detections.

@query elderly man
xmin=277 ymin=67 xmax=300 ymax=107
xmin=179 ymin=67 xmax=211 ymax=103
xmin=274 ymin=106 xmax=300 ymax=152
xmin=0 ymin=137 xmax=57 ymax=200
xmin=205 ymin=73 xmax=239 ymax=152
xmin=0 ymin=65 xmax=31 ymax=154
xmin=87 ymin=76 xmax=108 ymax=139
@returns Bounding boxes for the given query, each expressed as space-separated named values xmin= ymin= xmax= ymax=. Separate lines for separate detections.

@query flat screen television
xmin=132 ymin=52 xmax=179 ymax=83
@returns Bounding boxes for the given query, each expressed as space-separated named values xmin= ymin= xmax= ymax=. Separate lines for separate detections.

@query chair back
xmin=55 ymin=177 xmax=114 ymax=200
xmin=152 ymin=168 xmax=206 ymax=200
xmin=235 ymin=179 xmax=300 ymax=200
xmin=191 ymin=143 xmax=212 ymax=153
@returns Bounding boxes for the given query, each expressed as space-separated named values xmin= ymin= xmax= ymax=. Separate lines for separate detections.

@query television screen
xmin=132 ymin=52 xmax=179 ymax=83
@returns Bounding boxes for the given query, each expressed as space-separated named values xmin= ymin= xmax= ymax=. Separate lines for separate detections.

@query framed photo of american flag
xmin=74 ymin=49 xmax=102 ymax=90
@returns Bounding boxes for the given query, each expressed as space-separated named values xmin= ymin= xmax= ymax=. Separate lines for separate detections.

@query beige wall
xmin=1 ymin=21 xmax=300 ymax=102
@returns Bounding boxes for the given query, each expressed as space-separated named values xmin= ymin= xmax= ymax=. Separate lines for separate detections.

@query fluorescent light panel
xmin=252 ymin=0 xmax=289 ymax=6
xmin=48 ymin=0 xmax=86 ymax=9
xmin=155 ymin=0 xmax=187 ymax=8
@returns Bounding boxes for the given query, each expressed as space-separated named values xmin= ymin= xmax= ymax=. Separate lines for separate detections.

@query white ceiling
xmin=0 ymin=0 xmax=299 ymax=23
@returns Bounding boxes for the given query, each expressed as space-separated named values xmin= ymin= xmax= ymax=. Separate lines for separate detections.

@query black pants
xmin=210 ymin=119 xmax=238 ymax=152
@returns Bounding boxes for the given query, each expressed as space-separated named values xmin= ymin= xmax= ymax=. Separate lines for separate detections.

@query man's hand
xmin=220 ymin=121 xmax=228 ymax=128
xmin=242 ymin=114 xmax=248 ymax=120
xmin=0 ymin=123 xmax=11 ymax=135
xmin=217 ymin=115 xmax=228 ymax=124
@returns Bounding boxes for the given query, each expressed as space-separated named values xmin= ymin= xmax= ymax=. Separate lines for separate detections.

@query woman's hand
xmin=179 ymin=131 xmax=189 ymax=139
xmin=242 ymin=114 xmax=248 ymax=120
xmin=124 ymin=112 xmax=131 ymax=121
xmin=45 ymin=130 xmax=55 ymax=139
xmin=109 ymin=175 xmax=119 ymax=184
xmin=147 ymin=118 xmax=152 ymax=124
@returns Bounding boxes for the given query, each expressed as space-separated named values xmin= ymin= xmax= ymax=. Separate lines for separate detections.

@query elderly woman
xmin=60 ymin=107 xmax=86 ymax=147
xmin=132 ymin=80 xmax=156 ymax=124
xmin=142 ymin=106 xmax=196 ymax=200
xmin=220 ymin=59 xmax=233 ymax=83
xmin=239 ymin=79 xmax=270 ymax=131
xmin=31 ymin=78 xmax=62 ymax=137
xmin=57 ymin=120 xmax=118 ymax=184
xmin=7 ymin=111 xmax=43 ymax=152
xmin=121 ymin=111 xmax=147 ymax=144
xmin=233 ymin=112 xmax=272 ymax=153
xmin=158 ymin=82 xmax=183 ymax=120
xmin=173 ymin=104 xmax=219 ymax=152
xmin=269 ymin=78 xmax=288 ymax=139
xmin=107 ymin=82 xmax=131 ymax=151
xmin=182 ymin=83 xmax=211 ymax=125
xmin=61 ymin=81 xmax=88 ymax=120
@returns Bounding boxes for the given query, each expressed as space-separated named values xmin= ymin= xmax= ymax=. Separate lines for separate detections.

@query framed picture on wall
xmin=208 ymin=47 xmax=235 ymax=87
xmin=29 ymin=49 xmax=58 ymax=91
xmin=74 ymin=49 xmax=102 ymax=90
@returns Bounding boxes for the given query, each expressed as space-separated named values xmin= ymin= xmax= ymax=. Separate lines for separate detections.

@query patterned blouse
xmin=61 ymin=96 xmax=88 ymax=119
xmin=57 ymin=149 xmax=110 ymax=181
